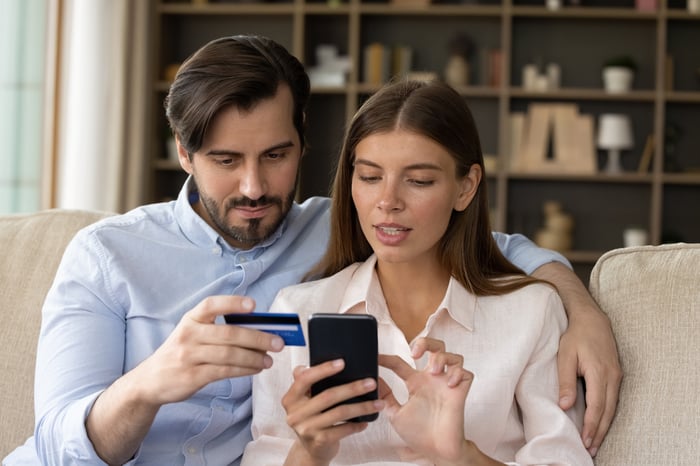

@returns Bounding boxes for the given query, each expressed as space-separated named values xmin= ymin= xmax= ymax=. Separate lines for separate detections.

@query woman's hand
xmin=378 ymin=337 xmax=475 ymax=464
xmin=281 ymin=359 xmax=384 ymax=466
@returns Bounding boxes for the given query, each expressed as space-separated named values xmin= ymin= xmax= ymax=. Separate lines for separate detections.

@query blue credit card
xmin=224 ymin=312 xmax=306 ymax=346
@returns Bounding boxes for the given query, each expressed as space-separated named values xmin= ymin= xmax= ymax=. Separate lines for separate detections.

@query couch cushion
xmin=0 ymin=209 xmax=111 ymax=458
xmin=589 ymin=243 xmax=700 ymax=465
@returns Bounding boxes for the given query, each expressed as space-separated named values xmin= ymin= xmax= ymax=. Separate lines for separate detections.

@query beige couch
xmin=1 ymin=210 xmax=698 ymax=463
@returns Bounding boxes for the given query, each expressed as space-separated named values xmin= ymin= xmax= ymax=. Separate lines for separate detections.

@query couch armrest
xmin=0 ymin=209 xmax=112 ymax=458
xmin=590 ymin=243 xmax=700 ymax=465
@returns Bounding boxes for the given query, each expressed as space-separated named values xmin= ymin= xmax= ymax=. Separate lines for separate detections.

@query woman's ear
xmin=454 ymin=163 xmax=482 ymax=212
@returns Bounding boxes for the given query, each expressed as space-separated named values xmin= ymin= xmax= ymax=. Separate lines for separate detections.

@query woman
xmin=242 ymin=80 xmax=592 ymax=465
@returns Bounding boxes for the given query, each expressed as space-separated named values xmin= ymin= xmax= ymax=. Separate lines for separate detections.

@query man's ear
xmin=177 ymin=136 xmax=193 ymax=174
xmin=454 ymin=163 xmax=482 ymax=212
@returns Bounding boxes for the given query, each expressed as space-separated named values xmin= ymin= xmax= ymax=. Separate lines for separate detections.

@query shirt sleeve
xmin=511 ymin=291 xmax=593 ymax=466
xmin=491 ymin=232 xmax=572 ymax=275
xmin=33 ymin=228 xmax=137 ymax=466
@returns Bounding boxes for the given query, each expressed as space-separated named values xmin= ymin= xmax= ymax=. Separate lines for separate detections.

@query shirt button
xmin=239 ymin=256 xmax=247 ymax=263
xmin=211 ymin=247 xmax=220 ymax=255
xmin=187 ymin=447 xmax=197 ymax=454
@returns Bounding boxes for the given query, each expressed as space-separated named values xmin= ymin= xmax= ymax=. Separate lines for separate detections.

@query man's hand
xmin=86 ymin=295 xmax=284 ymax=465
xmin=533 ymin=262 xmax=622 ymax=457
xmin=558 ymin=306 xmax=621 ymax=456
xmin=134 ymin=295 xmax=284 ymax=404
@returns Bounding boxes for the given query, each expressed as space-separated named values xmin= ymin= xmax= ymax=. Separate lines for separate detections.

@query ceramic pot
xmin=603 ymin=66 xmax=634 ymax=94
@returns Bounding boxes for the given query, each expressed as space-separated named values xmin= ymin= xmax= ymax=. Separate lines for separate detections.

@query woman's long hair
xmin=311 ymin=79 xmax=541 ymax=296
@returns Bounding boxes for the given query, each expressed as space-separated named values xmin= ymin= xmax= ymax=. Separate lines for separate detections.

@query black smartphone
xmin=308 ymin=313 xmax=378 ymax=423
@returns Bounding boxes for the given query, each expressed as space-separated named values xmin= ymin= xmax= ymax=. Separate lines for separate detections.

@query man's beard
xmin=200 ymin=189 xmax=295 ymax=247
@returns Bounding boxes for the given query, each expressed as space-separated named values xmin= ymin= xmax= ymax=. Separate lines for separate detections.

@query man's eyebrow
xmin=204 ymin=140 xmax=296 ymax=157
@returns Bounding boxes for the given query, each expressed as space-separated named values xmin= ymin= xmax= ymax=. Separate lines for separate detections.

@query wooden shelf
xmin=148 ymin=0 xmax=700 ymax=283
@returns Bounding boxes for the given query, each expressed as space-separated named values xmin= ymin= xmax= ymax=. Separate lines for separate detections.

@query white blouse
xmin=243 ymin=255 xmax=592 ymax=466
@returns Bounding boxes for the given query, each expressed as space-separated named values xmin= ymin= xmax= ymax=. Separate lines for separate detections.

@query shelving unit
xmin=148 ymin=0 xmax=700 ymax=282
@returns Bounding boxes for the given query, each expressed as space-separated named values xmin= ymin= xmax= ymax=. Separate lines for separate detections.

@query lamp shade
xmin=597 ymin=114 xmax=634 ymax=150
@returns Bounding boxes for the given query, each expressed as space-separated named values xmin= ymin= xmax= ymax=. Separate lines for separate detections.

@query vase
xmin=444 ymin=55 xmax=469 ymax=87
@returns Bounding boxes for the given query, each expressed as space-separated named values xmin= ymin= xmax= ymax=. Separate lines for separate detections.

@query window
xmin=0 ymin=0 xmax=48 ymax=213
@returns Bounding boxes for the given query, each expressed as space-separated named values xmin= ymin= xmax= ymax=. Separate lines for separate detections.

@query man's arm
xmin=531 ymin=261 xmax=621 ymax=457
xmin=494 ymin=232 xmax=622 ymax=456
xmin=85 ymin=296 xmax=281 ymax=465
xmin=34 ymin=231 xmax=283 ymax=466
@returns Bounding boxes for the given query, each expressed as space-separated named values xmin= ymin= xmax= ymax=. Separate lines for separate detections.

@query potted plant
xmin=602 ymin=55 xmax=637 ymax=94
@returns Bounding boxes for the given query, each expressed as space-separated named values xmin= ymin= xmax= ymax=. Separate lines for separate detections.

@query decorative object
xmin=522 ymin=64 xmax=539 ymax=90
xmin=602 ymin=56 xmax=637 ymax=93
xmin=546 ymin=0 xmax=562 ymax=10
xmin=534 ymin=201 xmax=574 ymax=252
xmin=689 ymin=0 xmax=700 ymax=13
xmin=511 ymin=103 xmax=596 ymax=174
xmin=635 ymin=0 xmax=657 ymax=11
xmin=597 ymin=113 xmax=634 ymax=174
xmin=623 ymin=227 xmax=648 ymax=247
xmin=546 ymin=63 xmax=561 ymax=89
xmin=522 ymin=62 xmax=561 ymax=91
xmin=308 ymin=44 xmax=351 ymax=86
xmin=444 ymin=34 xmax=473 ymax=87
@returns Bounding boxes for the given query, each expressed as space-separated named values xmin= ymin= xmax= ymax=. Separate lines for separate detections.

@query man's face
xmin=178 ymin=85 xmax=301 ymax=250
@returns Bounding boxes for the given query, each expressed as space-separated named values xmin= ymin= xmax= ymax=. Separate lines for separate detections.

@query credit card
xmin=224 ymin=312 xmax=305 ymax=346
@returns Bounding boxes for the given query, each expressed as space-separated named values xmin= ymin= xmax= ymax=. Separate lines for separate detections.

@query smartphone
xmin=308 ymin=313 xmax=378 ymax=423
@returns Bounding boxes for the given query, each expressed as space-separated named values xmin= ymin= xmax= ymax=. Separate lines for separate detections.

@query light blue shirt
xmin=3 ymin=178 xmax=569 ymax=466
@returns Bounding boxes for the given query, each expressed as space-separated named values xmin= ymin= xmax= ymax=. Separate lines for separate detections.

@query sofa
xmin=1 ymin=209 xmax=698 ymax=463
xmin=0 ymin=209 xmax=112 ymax=459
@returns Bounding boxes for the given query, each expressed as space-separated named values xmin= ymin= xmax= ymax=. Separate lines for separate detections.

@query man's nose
xmin=239 ymin=162 xmax=266 ymax=200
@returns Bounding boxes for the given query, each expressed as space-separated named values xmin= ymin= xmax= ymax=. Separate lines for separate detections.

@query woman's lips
xmin=374 ymin=223 xmax=411 ymax=245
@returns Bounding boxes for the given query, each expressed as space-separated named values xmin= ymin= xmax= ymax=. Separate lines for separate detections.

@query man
xmin=3 ymin=35 xmax=619 ymax=466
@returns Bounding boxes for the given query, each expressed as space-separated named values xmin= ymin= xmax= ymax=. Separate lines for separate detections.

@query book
xmin=392 ymin=45 xmax=413 ymax=78
xmin=363 ymin=43 xmax=387 ymax=85
xmin=638 ymin=134 xmax=655 ymax=173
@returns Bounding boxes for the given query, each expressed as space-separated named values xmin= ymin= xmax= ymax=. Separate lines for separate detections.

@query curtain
xmin=55 ymin=0 xmax=150 ymax=213
xmin=0 ymin=0 xmax=48 ymax=213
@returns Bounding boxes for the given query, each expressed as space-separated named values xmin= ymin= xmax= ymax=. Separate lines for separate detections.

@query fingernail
xmin=589 ymin=446 xmax=598 ymax=457
xmin=374 ymin=400 xmax=385 ymax=410
xmin=559 ymin=395 xmax=571 ymax=406
xmin=363 ymin=378 xmax=376 ymax=389
xmin=241 ymin=297 xmax=254 ymax=310
xmin=584 ymin=437 xmax=592 ymax=448
xmin=332 ymin=358 xmax=344 ymax=368
xmin=263 ymin=355 xmax=273 ymax=368
xmin=270 ymin=336 xmax=284 ymax=351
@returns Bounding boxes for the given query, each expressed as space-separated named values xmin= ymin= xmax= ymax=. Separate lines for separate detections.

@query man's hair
xmin=164 ymin=35 xmax=310 ymax=155
xmin=312 ymin=79 xmax=540 ymax=296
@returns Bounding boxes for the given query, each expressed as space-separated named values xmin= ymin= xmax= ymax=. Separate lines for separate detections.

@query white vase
xmin=444 ymin=55 xmax=469 ymax=87
xmin=603 ymin=67 xmax=634 ymax=94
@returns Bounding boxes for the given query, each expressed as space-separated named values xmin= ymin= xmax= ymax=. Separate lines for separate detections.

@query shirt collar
xmin=173 ymin=176 xmax=287 ymax=253
xmin=338 ymin=255 xmax=477 ymax=332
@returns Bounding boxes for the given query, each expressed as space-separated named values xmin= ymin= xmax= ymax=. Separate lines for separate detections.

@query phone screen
xmin=308 ymin=313 xmax=378 ymax=422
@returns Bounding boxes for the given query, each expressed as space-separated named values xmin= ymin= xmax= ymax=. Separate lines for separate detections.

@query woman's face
xmin=351 ymin=128 xmax=478 ymax=267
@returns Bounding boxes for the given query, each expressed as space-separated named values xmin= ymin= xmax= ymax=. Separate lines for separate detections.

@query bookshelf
xmin=147 ymin=0 xmax=700 ymax=282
